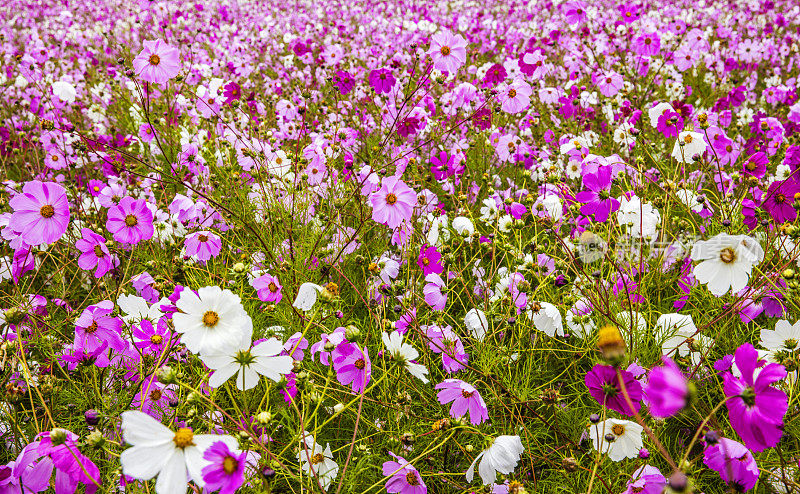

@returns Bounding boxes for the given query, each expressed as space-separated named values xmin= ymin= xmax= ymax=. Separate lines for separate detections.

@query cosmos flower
xmin=723 ymin=343 xmax=788 ymax=451
xmin=172 ymin=286 xmax=252 ymax=355
xmin=382 ymin=331 xmax=429 ymax=383
xmin=465 ymin=435 xmax=524 ymax=485
xmin=423 ymin=273 xmax=447 ymax=310
xmin=333 ymin=342 xmax=372 ymax=393
xmin=383 ymin=452 xmax=427 ymax=494
xmin=201 ymin=441 xmax=247 ymax=494
xmin=584 ymin=364 xmax=642 ymax=416
xmin=691 ymin=234 xmax=763 ymax=296
xmin=645 ymin=357 xmax=689 ymax=418
xmin=9 ymin=181 xmax=70 ymax=246
xmin=133 ymin=39 xmax=181 ymax=84
xmin=298 ymin=431 xmax=339 ymax=491
xmin=120 ymin=410 xmax=238 ymax=494
xmin=589 ymin=419 xmax=643 ymax=462
xmin=370 ymin=176 xmax=417 ymax=229
xmin=703 ymin=438 xmax=759 ymax=491
xmin=250 ymin=272 xmax=283 ymax=303
xmin=201 ymin=337 xmax=293 ymax=390
xmin=75 ymin=228 xmax=118 ymax=278
xmin=106 ymin=197 xmax=154 ymax=245
xmin=435 ymin=379 xmax=489 ymax=425
xmin=428 ymin=31 xmax=467 ymax=74
xmin=575 ymin=166 xmax=620 ymax=222
xmin=184 ymin=231 xmax=222 ymax=262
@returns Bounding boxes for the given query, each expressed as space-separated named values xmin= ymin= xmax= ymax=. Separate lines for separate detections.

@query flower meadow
xmin=2 ymin=0 xmax=800 ymax=493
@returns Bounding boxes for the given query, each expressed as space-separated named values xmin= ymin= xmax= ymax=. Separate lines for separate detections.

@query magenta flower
xmin=472 ymin=107 xmax=492 ymax=130
xmin=483 ymin=63 xmax=507 ymax=85
xmin=621 ymin=465 xmax=665 ymax=494
xmin=435 ymin=379 xmax=488 ymax=425
xmin=369 ymin=68 xmax=395 ymax=94
xmin=184 ymin=231 xmax=222 ymax=261
xmin=76 ymin=228 xmax=118 ymax=278
xmin=703 ymin=438 xmax=759 ymax=491
xmin=106 ymin=196 xmax=154 ymax=245
xmin=723 ymin=343 xmax=787 ymax=451
xmin=251 ymin=272 xmax=283 ymax=303
xmin=132 ymin=317 xmax=171 ymax=355
xmin=584 ymin=364 xmax=642 ymax=416
xmin=334 ymin=70 xmax=355 ymax=95
xmin=417 ymin=245 xmax=443 ymax=276
xmin=574 ymin=166 xmax=620 ymax=222
xmin=761 ymin=179 xmax=800 ymax=224
xmin=634 ymin=32 xmax=661 ymax=56
xmin=0 ymin=442 xmax=53 ymax=494
xmin=370 ymin=176 xmax=417 ymax=229
xmin=284 ymin=331 xmax=310 ymax=361
xmin=428 ymin=31 xmax=467 ymax=74
xmin=333 ymin=342 xmax=372 ymax=393
xmin=9 ymin=180 xmax=70 ymax=246
xmin=132 ymin=39 xmax=181 ymax=84
xmin=563 ymin=1 xmax=588 ymax=23
xmin=397 ymin=117 xmax=422 ymax=138
xmin=36 ymin=429 xmax=101 ymax=494
xmin=645 ymin=358 xmax=688 ymax=418
xmin=201 ymin=441 xmax=247 ymax=494
xmin=74 ymin=300 xmax=125 ymax=353
xmin=425 ymin=325 xmax=468 ymax=373
xmin=423 ymin=273 xmax=447 ymax=311
xmin=383 ymin=452 xmax=427 ymax=494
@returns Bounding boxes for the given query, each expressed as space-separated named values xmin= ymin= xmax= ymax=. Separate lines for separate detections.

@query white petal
xmin=155 ymin=449 xmax=188 ymax=494
xmin=121 ymin=410 xmax=174 ymax=446
xmin=121 ymin=444 xmax=174 ymax=480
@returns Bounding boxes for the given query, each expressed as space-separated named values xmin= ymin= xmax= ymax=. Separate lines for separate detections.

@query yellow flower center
xmin=173 ymin=428 xmax=194 ymax=448
xmin=40 ymin=205 xmax=55 ymax=218
xmin=508 ymin=88 xmax=517 ymax=98
xmin=611 ymin=424 xmax=625 ymax=436
xmin=149 ymin=54 xmax=161 ymax=66
xmin=385 ymin=193 xmax=397 ymax=205
xmin=124 ymin=214 xmax=138 ymax=227
xmin=150 ymin=334 xmax=163 ymax=344
xmin=719 ymin=247 xmax=736 ymax=264
xmin=440 ymin=46 xmax=451 ymax=56
xmin=93 ymin=245 xmax=105 ymax=257
xmin=223 ymin=456 xmax=239 ymax=475
xmin=354 ymin=358 xmax=366 ymax=370
xmin=406 ymin=471 xmax=420 ymax=485
xmin=311 ymin=453 xmax=325 ymax=464
xmin=203 ymin=311 xmax=220 ymax=327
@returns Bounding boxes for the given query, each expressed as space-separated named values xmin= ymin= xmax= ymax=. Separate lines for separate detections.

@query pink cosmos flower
xmin=106 ymin=196 xmax=154 ymax=245
xmin=369 ymin=68 xmax=395 ymax=94
xmin=132 ymin=317 xmax=171 ymax=355
xmin=74 ymin=300 xmax=125 ymax=353
xmin=333 ymin=342 xmax=371 ymax=393
xmin=76 ymin=228 xmax=118 ymax=278
xmin=634 ymin=33 xmax=661 ymax=56
xmin=564 ymin=1 xmax=588 ymax=23
xmin=645 ymin=358 xmax=688 ymax=418
xmin=184 ymin=231 xmax=222 ymax=261
xmin=251 ymin=273 xmax=283 ymax=303
xmin=423 ymin=273 xmax=447 ymax=311
xmin=435 ymin=379 xmax=489 ymax=424
xmin=202 ymin=441 xmax=247 ymax=494
xmin=425 ymin=325 xmax=468 ymax=373
xmin=370 ymin=176 xmax=417 ymax=229
xmin=499 ymin=79 xmax=532 ymax=114
xmin=595 ymin=71 xmax=623 ymax=97
xmin=132 ymin=39 xmax=181 ymax=84
xmin=428 ymin=31 xmax=467 ymax=74
xmin=382 ymin=452 xmax=427 ymax=494
xmin=9 ymin=181 xmax=70 ymax=246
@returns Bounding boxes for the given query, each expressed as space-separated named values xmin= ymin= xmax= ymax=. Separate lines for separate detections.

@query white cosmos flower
xmin=269 ymin=150 xmax=292 ymax=177
xmin=590 ymin=419 xmax=643 ymax=462
xmin=542 ymin=194 xmax=563 ymax=221
xmin=671 ymin=131 xmax=707 ymax=164
xmin=617 ymin=194 xmax=660 ymax=238
xmin=173 ymin=286 xmax=252 ymax=355
xmin=120 ymin=410 xmax=238 ymax=494
xmin=528 ymin=301 xmax=563 ymax=337
xmin=656 ymin=313 xmax=710 ymax=366
xmin=761 ymin=319 xmax=800 ymax=362
xmin=691 ymin=234 xmax=763 ymax=296
xmin=381 ymin=330 xmax=429 ymax=383
xmin=52 ymin=80 xmax=77 ymax=103
xmin=465 ymin=435 xmax=524 ymax=485
xmin=464 ymin=308 xmax=489 ymax=341
xmin=298 ymin=431 xmax=339 ymax=491
xmin=201 ymin=337 xmax=294 ymax=390
xmin=452 ymin=216 xmax=475 ymax=238
xmin=293 ymin=282 xmax=324 ymax=311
